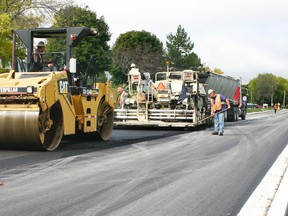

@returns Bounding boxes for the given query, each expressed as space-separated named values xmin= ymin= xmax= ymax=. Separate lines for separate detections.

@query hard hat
xmin=131 ymin=63 xmax=136 ymax=68
xmin=208 ymin=89 xmax=214 ymax=95
xmin=117 ymin=87 xmax=123 ymax=92
xmin=37 ymin=41 xmax=45 ymax=47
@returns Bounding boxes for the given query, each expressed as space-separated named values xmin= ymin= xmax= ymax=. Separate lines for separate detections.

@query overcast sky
xmin=77 ymin=0 xmax=288 ymax=83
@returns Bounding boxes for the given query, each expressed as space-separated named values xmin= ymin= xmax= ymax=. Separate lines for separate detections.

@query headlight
xmin=27 ymin=86 xmax=34 ymax=94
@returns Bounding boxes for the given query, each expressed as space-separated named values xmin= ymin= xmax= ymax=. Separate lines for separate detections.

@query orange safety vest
xmin=117 ymin=93 xmax=121 ymax=106
xmin=119 ymin=91 xmax=126 ymax=105
xmin=211 ymin=94 xmax=222 ymax=112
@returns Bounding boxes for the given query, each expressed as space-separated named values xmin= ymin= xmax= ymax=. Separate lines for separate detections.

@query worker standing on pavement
xmin=208 ymin=89 xmax=231 ymax=136
xmin=273 ymin=103 xmax=278 ymax=114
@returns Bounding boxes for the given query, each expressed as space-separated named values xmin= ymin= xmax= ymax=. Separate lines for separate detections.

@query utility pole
xmin=284 ymin=90 xmax=286 ymax=108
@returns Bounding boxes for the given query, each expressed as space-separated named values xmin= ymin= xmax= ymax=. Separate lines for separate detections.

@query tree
xmin=248 ymin=78 xmax=257 ymax=104
xmin=248 ymin=74 xmax=288 ymax=106
xmin=213 ymin=68 xmax=224 ymax=74
xmin=165 ymin=25 xmax=202 ymax=70
xmin=257 ymin=73 xmax=277 ymax=105
xmin=248 ymin=73 xmax=278 ymax=105
xmin=52 ymin=5 xmax=111 ymax=80
xmin=1 ymin=0 xmax=74 ymax=27
xmin=0 ymin=13 xmax=12 ymax=67
xmin=274 ymin=77 xmax=288 ymax=105
xmin=111 ymin=30 xmax=164 ymax=84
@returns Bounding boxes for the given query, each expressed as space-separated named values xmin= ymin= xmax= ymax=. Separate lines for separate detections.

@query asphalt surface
xmin=0 ymin=109 xmax=287 ymax=216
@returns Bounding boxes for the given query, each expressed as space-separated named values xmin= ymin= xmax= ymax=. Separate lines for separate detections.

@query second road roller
xmin=0 ymin=27 xmax=115 ymax=151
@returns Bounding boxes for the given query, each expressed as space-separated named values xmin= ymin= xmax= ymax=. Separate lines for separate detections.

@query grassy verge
xmin=247 ymin=108 xmax=273 ymax=113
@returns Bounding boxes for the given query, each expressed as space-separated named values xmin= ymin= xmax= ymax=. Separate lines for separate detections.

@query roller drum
xmin=0 ymin=110 xmax=44 ymax=150
xmin=0 ymin=102 xmax=63 ymax=151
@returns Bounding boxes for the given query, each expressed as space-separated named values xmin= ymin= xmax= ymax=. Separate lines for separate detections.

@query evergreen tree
xmin=166 ymin=25 xmax=202 ymax=70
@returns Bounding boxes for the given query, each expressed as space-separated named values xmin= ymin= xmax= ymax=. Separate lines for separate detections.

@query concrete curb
xmin=238 ymin=144 xmax=288 ymax=216
xmin=267 ymin=157 xmax=288 ymax=216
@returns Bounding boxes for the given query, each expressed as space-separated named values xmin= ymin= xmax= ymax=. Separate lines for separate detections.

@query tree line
xmin=0 ymin=1 xmax=202 ymax=82
xmin=244 ymin=73 xmax=288 ymax=107
xmin=0 ymin=0 xmax=287 ymax=106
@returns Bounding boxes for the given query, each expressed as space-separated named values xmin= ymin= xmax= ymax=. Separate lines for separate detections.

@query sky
xmin=77 ymin=0 xmax=288 ymax=84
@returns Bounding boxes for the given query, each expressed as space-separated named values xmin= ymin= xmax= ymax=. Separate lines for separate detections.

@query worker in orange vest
xmin=208 ymin=89 xmax=231 ymax=136
xmin=116 ymin=87 xmax=127 ymax=109
xmin=273 ymin=103 xmax=278 ymax=114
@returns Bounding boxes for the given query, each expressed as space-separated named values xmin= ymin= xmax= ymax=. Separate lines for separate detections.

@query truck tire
xmin=234 ymin=110 xmax=238 ymax=122
xmin=241 ymin=110 xmax=246 ymax=120
xmin=227 ymin=106 xmax=235 ymax=122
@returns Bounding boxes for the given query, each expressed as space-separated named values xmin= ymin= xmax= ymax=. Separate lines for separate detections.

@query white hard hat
xmin=37 ymin=41 xmax=45 ymax=47
xmin=208 ymin=89 xmax=214 ymax=95
xmin=131 ymin=63 xmax=136 ymax=68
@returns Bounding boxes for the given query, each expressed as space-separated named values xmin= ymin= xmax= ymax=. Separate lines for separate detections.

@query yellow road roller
xmin=0 ymin=27 xmax=115 ymax=151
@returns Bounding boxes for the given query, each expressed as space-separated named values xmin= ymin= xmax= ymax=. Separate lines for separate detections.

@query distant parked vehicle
xmin=247 ymin=103 xmax=262 ymax=108
xmin=253 ymin=104 xmax=262 ymax=108
xmin=247 ymin=103 xmax=254 ymax=108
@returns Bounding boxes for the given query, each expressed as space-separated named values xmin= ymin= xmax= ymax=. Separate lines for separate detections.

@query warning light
xmin=70 ymin=34 xmax=77 ymax=40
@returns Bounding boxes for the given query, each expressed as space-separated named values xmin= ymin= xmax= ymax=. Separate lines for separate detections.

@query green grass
xmin=246 ymin=107 xmax=273 ymax=113
xmin=0 ymin=68 xmax=9 ymax=74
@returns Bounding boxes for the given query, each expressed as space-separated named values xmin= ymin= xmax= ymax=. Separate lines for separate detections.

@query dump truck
xmin=200 ymin=72 xmax=246 ymax=121
xmin=0 ymin=27 xmax=115 ymax=151
xmin=114 ymin=66 xmax=245 ymax=128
